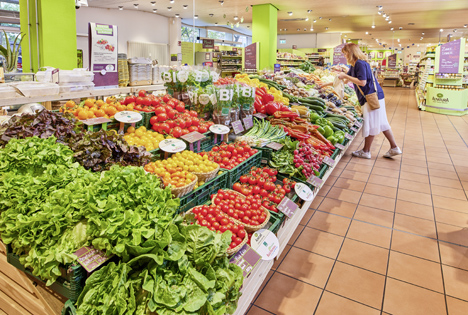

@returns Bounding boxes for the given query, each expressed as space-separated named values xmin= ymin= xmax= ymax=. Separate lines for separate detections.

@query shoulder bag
xmin=356 ymin=70 xmax=380 ymax=110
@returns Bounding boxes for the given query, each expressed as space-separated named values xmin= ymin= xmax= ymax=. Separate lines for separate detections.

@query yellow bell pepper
xmin=269 ymin=87 xmax=277 ymax=93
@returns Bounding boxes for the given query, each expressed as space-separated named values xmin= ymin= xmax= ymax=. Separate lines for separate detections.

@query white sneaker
xmin=352 ymin=150 xmax=371 ymax=159
xmin=383 ymin=147 xmax=402 ymax=158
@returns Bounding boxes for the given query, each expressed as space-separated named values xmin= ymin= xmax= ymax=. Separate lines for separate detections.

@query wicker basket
xmin=192 ymin=165 xmax=220 ymax=183
xmin=184 ymin=207 xmax=248 ymax=256
xmin=170 ymin=175 xmax=198 ymax=198
xmin=212 ymin=189 xmax=270 ymax=233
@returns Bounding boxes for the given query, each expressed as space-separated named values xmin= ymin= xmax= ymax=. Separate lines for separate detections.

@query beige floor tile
xmin=299 ymin=209 xmax=315 ymax=226
xmin=383 ymin=278 xmax=447 ymax=315
xmin=364 ymin=183 xmax=398 ymax=199
xmin=400 ymin=171 xmax=430 ymax=184
xmin=347 ymin=220 xmax=392 ymax=248
xmin=253 ymin=270 xmax=274 ymax=302
xmin=307 ymin=211 xmax=351 ymax=236
xmin=317 ymin=184 xmax=333 ymax=197
xmin=272 ymin=245 xmax=291 ymax=270
xmin=439 ymin=242 xmax=468 ymax=271
xmin=309 ymin=196 xmax=324 ymax=210
xmin=359 ymin=193 xmax=396 ymax=212
xmin=388 ymin=251 xmax=444 ymax=293
xmin=446 ymin=297 xmax=468 ymax=315
xmin=391 ymin=230 xmax=440 ymax=262
xmin=429 ymin=176 xmax=463 ymax=189
xmin=287 ymin=225 xmax=304 ymax=246
xmin=340 ymin=169 xmax=371 ymax=182
xmin=333 ymin=177 xmax=367 ymax=192
xmin=401 ymin=164 xmax=429 ymax=175
xmin=437 ymin=222 xmax=468 ymax=247
xmin=432 ymin=195 xmax=468 ymax=213
xmin=326 ymin=187 xmax=362 ymax=204
xmin=395 ymin=200 xmax=435 ymax=221
xmin=278 ymin=247 xmax=334 ymax=288
xmin=431 ymin=185 xmax=467 ymax=201
xmin=371 ymin=167 xmax=400 ymax=178
xmin=353 ymin=205 xmax=394 ymax=228
xmin=294 ymin=227 xmax=344 ymax=259
xmin=255 ymin=272 xmax=322 ymax=314
xmin=397 ymin=188 xmax=433 ymax=206
xmin=317 ymin=198 xmax=358 ymax=218
xmin=442 ymin=264 xmax=468 ymax=301
xmin=429 ymin=168 xmax=460 ymax=180
xmin=434 ymin=207 xmax=468 ymax=227
xmin=394 ymin=213 xmax=437 ymax=238
xmin=246 ymin=305 xmax=272 ymax=315
xmin=398 ymin=179 xmax=431 ymax=194
xmin=315 ymin=291 xmax=380 ymax=315
xmin=325 ymin=261 xmax=385 ymax=309
xmin=338 ymin=238 xmax=389 ymax=275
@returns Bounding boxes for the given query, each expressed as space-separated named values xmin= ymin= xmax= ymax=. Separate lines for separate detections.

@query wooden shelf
xmin=0 ymin=84 xmax=166 ymax=107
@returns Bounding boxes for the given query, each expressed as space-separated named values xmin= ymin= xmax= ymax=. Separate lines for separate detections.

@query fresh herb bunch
xmin=71 ymin=130 xmax=151 ymax=172
xmin=0 ymin=109 xmax=83 ymax=148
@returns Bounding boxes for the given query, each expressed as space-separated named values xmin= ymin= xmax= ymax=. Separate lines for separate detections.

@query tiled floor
xmin=246 ymin=88 xmax=468 ymax=315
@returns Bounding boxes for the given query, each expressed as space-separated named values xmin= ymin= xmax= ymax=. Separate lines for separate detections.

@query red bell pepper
xmin=262 ymin=93 xmax=275 ymax=104
xmin=265 ymin=101 xmax=282 ymax=115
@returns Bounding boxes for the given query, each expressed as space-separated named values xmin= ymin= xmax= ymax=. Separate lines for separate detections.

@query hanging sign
xmin=439 ymin=39 xmax=461 ymax=74
xmin=89 ymin=23 xmax=118 ymax=87
xmin=229 ymin=244 xmax=262 ymax=277
xmin=250 ymin=229 xmax=279 ymax=260
xmin=202 ymin=39 xmax=215 ymax=49
xmin=244 ymin=43 xmax=258 ymax=70
xmin=388 ymin=54 xmax=397 ymax=68
xmin=333 ymin=43 xmax=347 ymax=65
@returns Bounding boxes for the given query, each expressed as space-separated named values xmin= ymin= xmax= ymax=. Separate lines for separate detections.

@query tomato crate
xmin=6 ymin=244 xmax=86 ymax=303
xmin=253 ymin=146 xmax=273 ymax=164
xmin=222 ymin=151 xmax=263 ymax=188
xmin=140 ymin=111 xmax=155 ymax=129
xmin=62 ymin=300 xmax=77 ymax=315
xmin=267 ymin=211 xmax=284 ymax=234
xmin=177 ymin=170 xmax=229 ymax=214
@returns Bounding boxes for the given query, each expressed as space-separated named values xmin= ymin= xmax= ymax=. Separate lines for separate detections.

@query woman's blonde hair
xmin=342 ymin=43 xmax=368 ymax=63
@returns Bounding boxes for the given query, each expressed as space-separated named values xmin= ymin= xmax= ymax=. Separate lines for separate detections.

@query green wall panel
xmin=252 ymin=4 xmax=277 ymax=70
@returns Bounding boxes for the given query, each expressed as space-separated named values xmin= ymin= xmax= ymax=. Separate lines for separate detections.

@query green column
xmin=252 ymin=4 xmax=278 ymax=71
xmin=20 ymin=0 xmax=77 ymax=72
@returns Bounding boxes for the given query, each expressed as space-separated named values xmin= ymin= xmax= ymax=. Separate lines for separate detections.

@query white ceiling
xmin=88 ymin=0 xmax=468 ymax=49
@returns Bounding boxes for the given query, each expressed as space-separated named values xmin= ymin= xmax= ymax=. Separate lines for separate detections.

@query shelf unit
xmin=219 ymin=53 xmax=242 ymax=76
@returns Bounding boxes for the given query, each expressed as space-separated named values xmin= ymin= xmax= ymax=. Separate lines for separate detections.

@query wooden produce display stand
xmin=233 ymin=125 xmax=362 ymax=315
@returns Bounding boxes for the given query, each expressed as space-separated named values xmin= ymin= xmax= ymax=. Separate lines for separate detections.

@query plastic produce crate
xmin=267 ymin=211 xmax=284 ymax=234
xmin=222 ymin=151 xmax=263 ymax=188
xmin=140 ymin=111 xmax=155 ymax=129
xmin=254 ymin=146 xmax=273 ymax=164
xmin=183 ymin=131 xmax=222 ymax=154
xmin=6 ymin=244 xmax=86 ymax=303
xmin=178 ymin=170 xmax=229 ymax=214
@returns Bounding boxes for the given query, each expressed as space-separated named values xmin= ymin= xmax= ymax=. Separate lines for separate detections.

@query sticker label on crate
xmin=335 ymin=143 xmax=345 ymax=150
xmin=114 ymin=111 xmax=143 ymax=123
xmin=307 ymin=175 xmax=323 ymax=188
xmin=181 ymin=131 xmax=206 ymax=143
xmin=210 ymin=124 xmax=230 ymax=135
xmin=277 ymin=196 xmax=299 ymax=218
xmin=345 ymin=133 xmax=353 ymax=140
xmin=231 ymin=120 xmax=245 ymax=134
xmin=266 ymin=142 xmax=284 ymax=150
xmin=229 ymin=244 xmax=262 ymax=277
xmin=294 ymin=183 xmax=314 ymax=201
xmin=250 ymin=229 xmax=279 ymax=261
xmin=350 ymin=126 xmax=359 ymax=133
xmin=74 ymin=246 xmax=113 ymax=273
xmin=323 ymin=156 xmax=336 ymax=167
xmin=253 ymin=113 xmax=267 ymax=119
xmin=82 ymin=117 xmax=112 ymax=126
xmin=242 ymin=116 xmax=254 ymax=130
xmin=159 ymin=139 xmax=187 ymax=153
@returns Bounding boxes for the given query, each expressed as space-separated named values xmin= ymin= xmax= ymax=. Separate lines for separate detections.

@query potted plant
xmin=0 ymin=30 xmax=25 ymax=73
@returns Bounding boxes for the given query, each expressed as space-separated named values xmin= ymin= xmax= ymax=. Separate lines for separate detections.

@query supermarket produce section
xmin=0 ymin=66 xmax=363 ymax=314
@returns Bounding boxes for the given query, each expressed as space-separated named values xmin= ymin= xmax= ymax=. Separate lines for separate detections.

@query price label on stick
xmin=277 ymin=196 xmax=299 ymax=218
xmin=209 ymin=124 xmax=230 ymax=135
xmin=181 ymin=131 xmax=205 ymax=143
xmin=307 ymin=175 xmax=323 ymax=188
xmin=231 ymin=120 xmax=245 ymax=134
xmin=350 ymin=126 xmax=359 ymax=133
xmin=253 ymin=113 xmax=267 ymax=119
xmin=159 ymin=139 xmax=187 ymax=153
xmin=74 ymin=246 xmax=114 ymax=273
xmin=266 ymin=142 xmax=284 ymax=150
xmin=335 ymin=143 xmax=345 ymax=150
xmin=250 ymin=229 xmax=279 ymax=260
xmin=229 ymin=244 xmax=262 ymax=277
xmin=354 ymin=120 xmax=362 ymax=128
xmin=294 ymin=183 xmax=314 ymax=201
xmin=323 ymin=156 xmax=336 ymax=167
xmin=242 ymin=116 xmax=254 ymax=130
xmin=114 ymin=111 xmax=143 ymax=123
xmin=345 ymin=133 xmax=353 ymax=140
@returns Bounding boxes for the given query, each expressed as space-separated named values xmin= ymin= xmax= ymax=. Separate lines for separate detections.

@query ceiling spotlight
xmin=170 ymin=0 xmax=174 ymax=3
xmin=319 ymin=17 xmax=322 ymax=20
xmin=325 ymin=27 xmax=328 ymax=30
xmin=366 ymin=31 xmax=369 ymax=34
xmin=383 ymin=13 xmax=387 ymax=17
xmin=194 ymin=15 xmax=198 ymax=19
xmin=399 ymin=27 xmax=403 ymax=30
xmin=390 ymin=27 xmax=394 ymax=30
xmin=305 ymin=17 xmax=309 ymax=21
xmin=209 ymin=13 xmax=213 ymax=17
xmin=372 ymin=25 xmax=375 ymax=28
xmin=344 ymin=35 xmax=347 ymax=37
xmin=118 ymin=6 xmax=123 ymax=10
xmin=385 ymin=17 xmax=389 ymax=21
xmin=167 ymin=7 xmax=172 ymax=10
xmin=310 ymin=28 xmax=314 ymax=31
xmin=378 ymin=11 xmax=382 ymax=15
xmin=399 ymin=43 xmax=402 ymax=46
xmin=307 ymin=10 xmax=312 ymax=13
xmin=388 ymin=21 xmax=392 ymax=24
xmin=234 ymin=16 xmax=238 ymax=20
xmin=133 ymin=3 xmax=139 ymax=9
xmin=464 ymin=24 xmax=467 ymax=28
xmin=279 ymin=29 xmax=282 ymax=31
xmin=422 ymin=32 xmax=425 ymax=35
xmin=378 ymin=6 xmax=383 ymax=10
xmin=304 ymin=28 xmax=307 ymax=31
xmin=175 ymin=13 xmax=180 ymax=17
xmin=288 ymin=12 xmax=293 ymax=16
xmin=417 ymin=44 xmax=420 ymax=47
xmin=297 ymin=28 xmax=300 ymax=31
xmin=284 ymin=28 xmax=287 ymax=31
xmin=151 ymin=1 xmax=156 ymax=5
xmin=219 ymin=0 xmax=223 ymax=5
xmin=215 ymin=22 xmax=218 ymax=25
xmin=440 ymin=29 xmax=443 ymax=32
xmin=313 ymin=19 xmax=316 ymax=23
xmin=329 ymin=18 xmax=332 ymax=21
xmin=397 ymin=38 xmax=400 ymax=42
xmin=183 ymin=4 xmax=188 ymax=9
xmin=153 ymin=9 xmax=157 ymax=13
xmin=454 ymin=29 xmax=457 ymax=32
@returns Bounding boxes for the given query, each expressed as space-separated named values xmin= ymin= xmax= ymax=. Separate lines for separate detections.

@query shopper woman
xmin=337 ymin=43 xmax=401 ymax=159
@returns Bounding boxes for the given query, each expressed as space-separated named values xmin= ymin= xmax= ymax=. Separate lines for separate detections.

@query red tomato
xmin=181 ymin=128 xmax=190 ymax=136
xmin=163 ymin=94 xmax=172 ymax=103
xmin=155 ymin=106 xmax=166 ymax=115
xmin=149 ymin=116 xmax=158 ymax=126
xmin=188 ymin=126 xmax=198 ymax=132
xmin=138 ymin=90 xmax=147 ymax=97
xmin=166 ymin=120 xmax=175 ymax=128
xmin=142 ymin=97 xmax=152 ymax=106
xmin=136 ymin=96 xmax=144 ymax=105
xmin=191 ymin=117 xmax=200 ymax=126
xmin=157 ymin=113 xmax=168 ymax=122
xmin=175 ymin=119 xmax=186 ymax=129
xmin=176 ymin=104 xmax=185 ymax=112
xmin=167 ymin=109 xmax=177 ymax=119
xmin=159 ymin=123 xmax=170 ymax=134
xmin=151 ymin=123 xmax=160 ymax=132
xmin=189 ymin=110 xmax=198 ymax=117
xmin=198 ymin=125 xmax=208 ymax=133
xmin=172 ymin=126 xmax=182 ymax=138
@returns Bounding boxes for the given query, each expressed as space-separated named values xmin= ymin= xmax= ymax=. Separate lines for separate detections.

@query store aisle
xmin=247 ymin=87 xmax=468 ymax=315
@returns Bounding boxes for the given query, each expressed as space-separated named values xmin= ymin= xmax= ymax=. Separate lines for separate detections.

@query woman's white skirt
xmin=361 ymin=98 xmax=391 ymax=137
